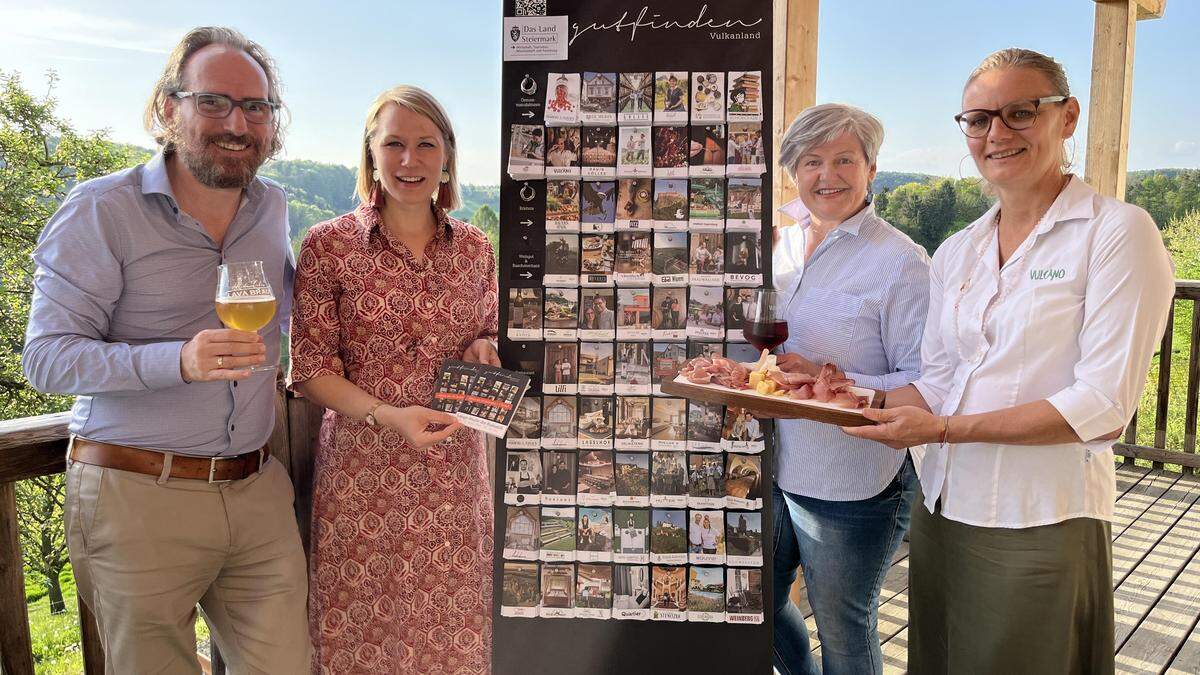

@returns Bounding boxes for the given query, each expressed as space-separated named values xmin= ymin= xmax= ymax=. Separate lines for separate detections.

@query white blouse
xmin=911 ymin=176 xmax=1175 ymax=529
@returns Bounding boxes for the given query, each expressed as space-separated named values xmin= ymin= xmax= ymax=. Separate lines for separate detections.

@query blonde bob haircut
xmin=356 ymin=85 xmax=461 ymax=212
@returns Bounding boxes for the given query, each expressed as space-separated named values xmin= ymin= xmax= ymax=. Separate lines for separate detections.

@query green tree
xmin=470 ymin=204 xmax=500 ymax=261
xmin=1 ymin=71 xmax=143 ymax=614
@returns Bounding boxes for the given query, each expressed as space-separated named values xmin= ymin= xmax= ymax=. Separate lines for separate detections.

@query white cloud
xmin=1171 ymin=140 xmax=1199 ymax=156
xmin=0 ymin=7 xmax=183 ymax=55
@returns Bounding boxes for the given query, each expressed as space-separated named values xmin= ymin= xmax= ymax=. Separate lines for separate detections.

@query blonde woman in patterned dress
xmin=290 ymin=85 xmax=499 ymax=674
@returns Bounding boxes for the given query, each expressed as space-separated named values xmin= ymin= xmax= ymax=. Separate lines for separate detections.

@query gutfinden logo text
xmin=569 ymin=4 xmax=765 ymax=45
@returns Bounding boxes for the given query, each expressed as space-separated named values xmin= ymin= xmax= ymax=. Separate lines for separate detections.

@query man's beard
xmin=168 ymin=125 xmax=269 ymax=189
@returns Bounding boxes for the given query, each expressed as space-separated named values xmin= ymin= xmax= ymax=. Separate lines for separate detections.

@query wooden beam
xmin=1091 ymin=1 xmax=1168 ymax=21
xmin=0 ymin=482 xmax=35 ymax=675
xmin=1085 ymin=0 xmax=1138 ymax=199
xmin=773 ymin=0 xmax=819 ymax=230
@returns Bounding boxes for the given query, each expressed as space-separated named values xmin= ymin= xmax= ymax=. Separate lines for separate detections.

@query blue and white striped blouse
xmin=773 ymin=201 xmax=930 ymax=501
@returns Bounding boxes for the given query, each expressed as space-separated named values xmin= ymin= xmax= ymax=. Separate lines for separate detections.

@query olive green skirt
xmin=908 ymin=493 xmax=1114 ymax=674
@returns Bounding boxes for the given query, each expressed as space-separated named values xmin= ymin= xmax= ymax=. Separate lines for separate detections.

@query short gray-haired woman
xmin=771 ymin=103 xmax=930 ymax=675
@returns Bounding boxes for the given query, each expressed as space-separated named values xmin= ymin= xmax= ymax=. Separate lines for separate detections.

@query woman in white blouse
xmin=846 ymin=48 xmax=1175 ymax=673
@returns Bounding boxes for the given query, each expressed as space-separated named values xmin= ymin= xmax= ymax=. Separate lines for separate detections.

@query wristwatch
xmin=364 ymin=400 xmax=387 ymax=426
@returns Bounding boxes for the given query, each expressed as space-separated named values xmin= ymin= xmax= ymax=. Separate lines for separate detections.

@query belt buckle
xmin=208 ymin=456 xmax=234 ymax=484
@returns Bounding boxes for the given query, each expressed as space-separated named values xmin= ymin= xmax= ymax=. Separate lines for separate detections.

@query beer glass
xmin=215 ymin=260 xmax=277 ymax=373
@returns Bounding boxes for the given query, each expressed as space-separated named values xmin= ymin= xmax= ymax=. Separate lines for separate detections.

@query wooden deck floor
xmin=786 ymin=464 xmax=1200 ymax=674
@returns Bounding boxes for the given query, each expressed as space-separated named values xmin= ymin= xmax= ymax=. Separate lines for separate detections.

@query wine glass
xmin=215 ymin=260 xmax=277 ymax=373
xmin=742 ymin=288 xmax=788 ymax=354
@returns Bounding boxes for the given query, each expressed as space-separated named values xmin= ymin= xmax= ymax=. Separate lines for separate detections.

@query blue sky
xmin=1 ymin=0 xmax=1196 ymax=184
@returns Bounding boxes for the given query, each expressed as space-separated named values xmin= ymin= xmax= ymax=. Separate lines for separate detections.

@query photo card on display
xmin=652 ymin=178 xmax=689 ymax=231
xmin=507 ymin=288 xmax=543 ymax=341
xmin=651 ymin=286 xmax=687 ymax=342
xmin=651 ymin=565 xmax=688 ymax=621
xmin=726 ymin=178 xmax=764 ymax=230
xmin=542 ymin=341 xmax=578 ymax=395
xmin=724 ymin=453 xmax=763 ymax=510
xmin=580 ymin=233 xmax=615 ymax=285
xmin=544 ymin=72 xmax=581 ymax=126
xmin=687 ymin=400 xmax=725 ymax=453
xmin=577 ymin=288 xmax=616 ymax=341
xmin=504 ymin=450 xmax=543 ymax=505
xmin=614 ymin=396 xmax=652 ymax=450
xmin=653 ymin=71 xmax=689 ymax=125
xmin=615 ymin=341 xmax=652 ymax=396
xmin=579 ymin=181 xmax=616 ymax=234
xmin=543 ymin=234 xmax=580 ymax=287
xmin=688 ymin=341 xmax=725 ymax=361
xmin=726 ymin=71 xmax=764 ymax=122
xmin=651 ymin=343 xmax=688 ymax=396
xmin=576 ymin=506 xmax=614 ymax=562
xmin=540 ymin=450 xmax=577 ymax=505
xmin=506 ymin=396 xmax=542 ymax=449
xmin=649 ymin=509 xmax=688 ymax=565
xmin=688 ymin=233 xmax=725 ymax=285
xmin=502 ymin=505 xmax=541 ymax=561
xmin=578 ymin=397 xmax=615 ymax=450
xmin=688 ymin=566 xmax=727 ymax=623
xmin=688 ymin=453 xmax=727 ymax=510
xmin=615 ymin=178 xmax=653 ymax=230
xmin=581 ymin=127 xmax=617 ymax=178
xmin=577 ymin=342 xmax=615 ymax=395
xmin=508 ymin=124 xmax=545 ymax=179
xmin=617 ymin=126 xmax=652 ymax=178
xmin=540 ymin=506 xmax=577 ymax=562
xmin=724 ymin=231 xmax=763 ymax=286
xmin=725 ymin=510 xmax=764 ymax=567
xmin=686 ymin=285 xmax=725 ymax=339
xmin=724 ymin=288 xmax=755 ymax=342
xmin=688 ymin=509 xmax=726 ymax=565
xmin=617 ymin=72 xmax=654 ymax=124
xmin=614 ymin=230 xmax=653 ymax=286
xmin=725 ymin=342 xmax=760 ymax=365
xmin=652 ymin=231 xmax=689 ymax=286
xmin=614 ymin=453 xmax=651 ymax=507
xmin=500 ymin=561 xmax=540 ymax=618
xmin=691 ymin=71 xmax=726 ymax=123
xmin=649 ymin=450 xmax=688 ymax=507
xmin=612 ymin=564 xmax=651 ymax=620
xmin=575 ymin=563 xmax=614 ymax=619
xmin=727 ymin=122 xmax=767 ymax=176
xmin=726 ymin=568 xmax=765 ymax=624
xmin=722 ymin=406 xmax=765 ymax=454
xmin=650 ymin=397 xmax=687 ymax=450
xmin=539 ymin=562 xmax=575 ymax=618
xmin=545 ymin=179 xmax=580 ymax=233
xmin=580 ymin=71 xmax=618 ymax=125
xmin=689 ymin=124 xmax=727 ymax=177
xmin=688 ymin=177 xmax=725 ymax=231
xmin=576 ymin=450 xmax=615 ymax=505
xmin=613 ymin=508 xmax=650 ymax=563
xmin=540 ymin=395 xmax=578 ymax=449
xmin=616 ymin=287 xmax=652 ymax=340
xmin=545 ymin=127 xmax=581 ymax=178
xmin=652 ymin=126 xmax=689 ymax=178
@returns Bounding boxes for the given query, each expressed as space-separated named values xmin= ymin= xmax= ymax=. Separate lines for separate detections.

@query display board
xmin=494 ymin=2 xmax=776 ymax=672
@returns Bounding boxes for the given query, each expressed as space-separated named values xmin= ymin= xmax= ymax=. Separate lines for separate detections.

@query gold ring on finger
xmin=217 ymin=356 xmax=225 ymax=369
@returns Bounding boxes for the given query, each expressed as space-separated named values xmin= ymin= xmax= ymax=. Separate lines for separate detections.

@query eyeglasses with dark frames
xmin=171 ymin=91 xmax=278 ymax=124
xmin=954 ymin=96 xmax=1068 ymax=138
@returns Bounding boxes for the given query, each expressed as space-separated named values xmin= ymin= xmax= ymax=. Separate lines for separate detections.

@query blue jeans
xmin=772 ymin=456 xmax=917 ymax=675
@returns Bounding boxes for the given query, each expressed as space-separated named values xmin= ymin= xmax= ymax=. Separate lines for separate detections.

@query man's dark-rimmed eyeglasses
xmin=954 ymin=96 xmax=1068 ymax=138
xmin=171 ymin=91 xmax=278 ymax=124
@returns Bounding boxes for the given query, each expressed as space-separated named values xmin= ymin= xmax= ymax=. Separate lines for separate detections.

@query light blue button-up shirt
xmin=22 ymin=153 xmax=294 ymax=457
xmin=774 ymin=201 xmax=930 ymax=500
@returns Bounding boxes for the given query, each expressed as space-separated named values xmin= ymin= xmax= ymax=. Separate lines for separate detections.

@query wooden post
xmin=772 ymin=0 xmax=819 ymax=229
xmin=0 ymin=482 xmax=35 ymax=675
xmin=1084 ymin=0 xmax=1167 ymax=199
xmin=78 ymin=593 xmax=105 ymax=674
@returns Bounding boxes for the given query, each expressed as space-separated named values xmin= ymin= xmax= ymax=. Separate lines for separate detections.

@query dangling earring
xmin=372 ymin=168 xmax=381 ymax=182
xmin=440 ymin=169 xmax=450 ymax=184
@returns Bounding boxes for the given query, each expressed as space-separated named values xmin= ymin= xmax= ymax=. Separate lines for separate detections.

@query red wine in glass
xmin=742 ymin=288 xmax=788 ymax=352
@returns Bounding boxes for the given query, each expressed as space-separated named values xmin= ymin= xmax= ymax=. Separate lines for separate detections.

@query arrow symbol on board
xmin=522 ymin=111 xmax=535 ymax=119
xmin=520 ymin=219 xmax=533 ymax=226
xmin=521 ymin=272 xmax=533 ymax=278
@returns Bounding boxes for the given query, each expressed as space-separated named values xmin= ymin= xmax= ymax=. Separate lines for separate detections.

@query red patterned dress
xmin=290 ymin=202 xmax=497 ymax=674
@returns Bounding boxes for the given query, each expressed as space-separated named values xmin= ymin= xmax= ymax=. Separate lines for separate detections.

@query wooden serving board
xmin=660 ymin=376 xmax=881 ymax=427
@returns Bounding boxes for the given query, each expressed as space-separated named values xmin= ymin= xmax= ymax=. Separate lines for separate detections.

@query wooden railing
xmin=0 ymin=280 xmax=1196 ymax=673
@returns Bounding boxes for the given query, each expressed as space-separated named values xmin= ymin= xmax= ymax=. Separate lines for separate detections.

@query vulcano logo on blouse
xmin=1029 ymin=268 xmax=1067 ymax=281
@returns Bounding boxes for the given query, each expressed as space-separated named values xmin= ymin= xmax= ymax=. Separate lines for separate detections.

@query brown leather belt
xmin=70 ymin=437 xmax=267 ymax=483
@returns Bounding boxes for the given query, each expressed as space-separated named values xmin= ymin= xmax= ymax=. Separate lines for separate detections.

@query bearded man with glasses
xmin=23 ymin=26 xmax=310 ymax=673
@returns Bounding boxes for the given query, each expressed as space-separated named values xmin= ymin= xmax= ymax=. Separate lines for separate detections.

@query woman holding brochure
xmin=290 ymin=85 xmax=498 ymax=674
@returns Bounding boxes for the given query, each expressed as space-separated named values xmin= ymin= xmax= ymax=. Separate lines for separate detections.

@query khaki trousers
xmin=65 ymin=454 xmax=312 ymax=675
